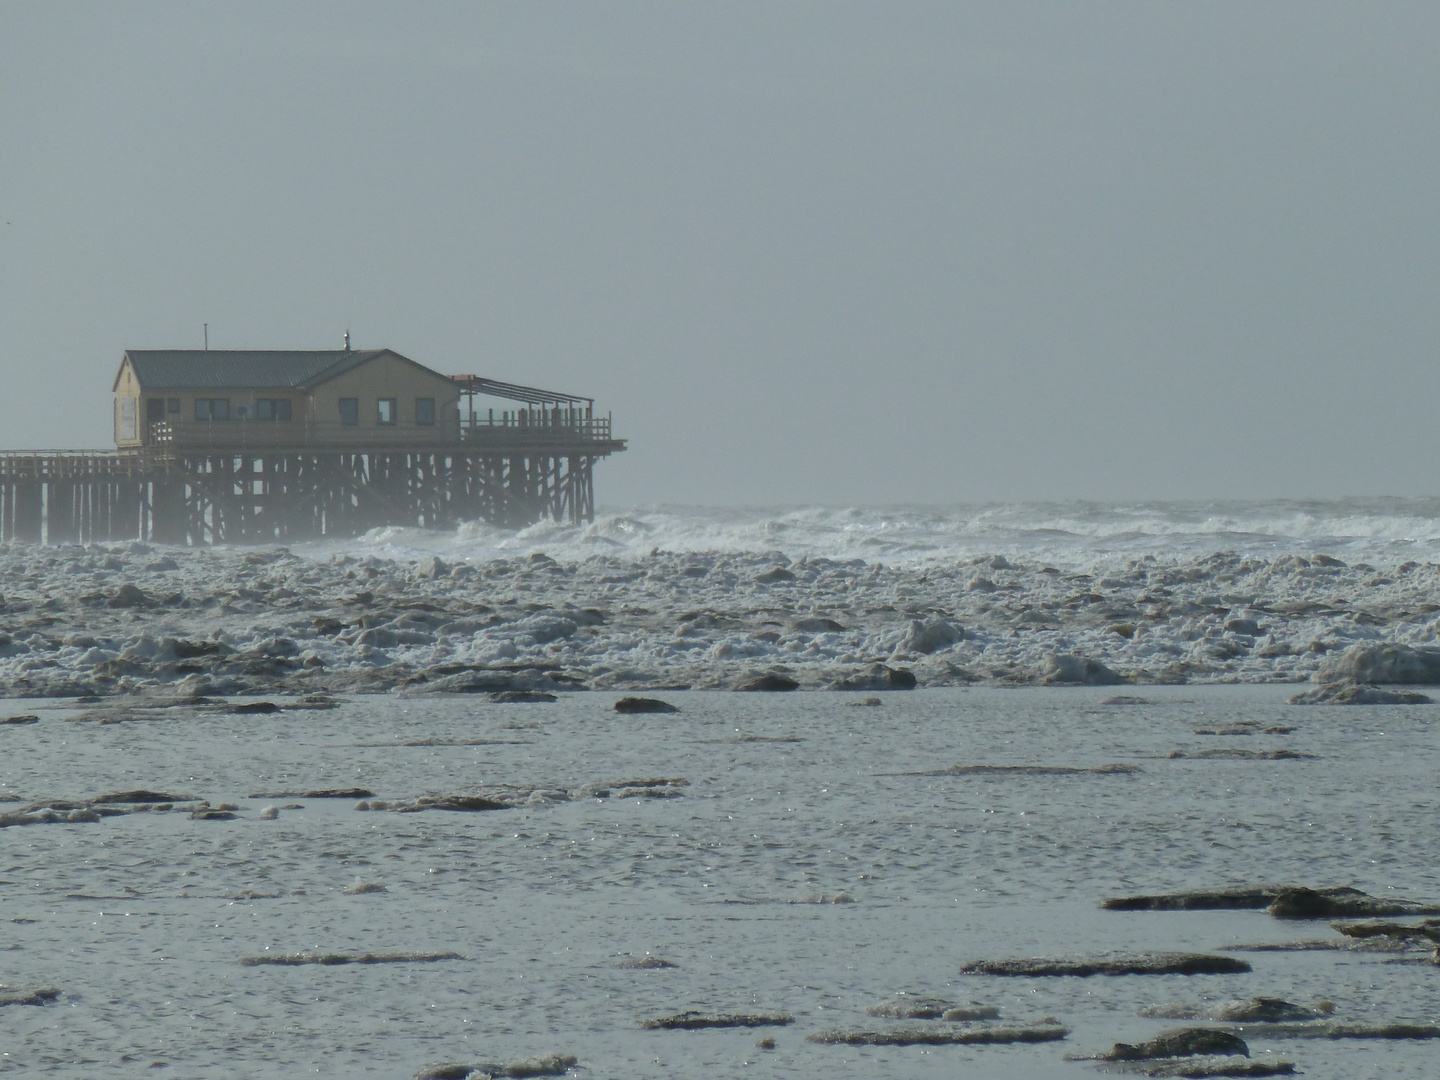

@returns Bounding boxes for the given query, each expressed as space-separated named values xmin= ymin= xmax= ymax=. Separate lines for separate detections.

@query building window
xmin=146 ymin=398 xmax=165 ymax=423
xmin=378 ymin=398 xmax=397 ymax=425
xmin=339 ymin=398 xmax=359 ymax=425
xmin=257 ymin=399 xmax=292 ymax=421
xmin=195 ymin=398 xmax=230 ymax=421
xmin=415 ymin=397 xmax=435 ymax=426
xmin=167 ymin=398 xmax=180 ymax=413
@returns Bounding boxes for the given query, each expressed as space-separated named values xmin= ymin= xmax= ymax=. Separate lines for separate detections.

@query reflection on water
xmin=3 ymin=686 xmax=1438 ymax=1079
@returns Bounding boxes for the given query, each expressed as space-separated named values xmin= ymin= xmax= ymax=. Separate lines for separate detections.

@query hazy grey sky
xmin=2 ymin=3 xmax=1437 ymax=506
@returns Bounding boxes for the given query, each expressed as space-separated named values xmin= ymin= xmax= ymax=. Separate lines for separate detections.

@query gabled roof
xmin=115 ymin=349 xmax=430 ymax=391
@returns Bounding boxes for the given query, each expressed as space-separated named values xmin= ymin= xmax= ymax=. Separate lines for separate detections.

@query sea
xmin=345 ymin=497 xmax=1440 ymax=569
xmin=5 ymin=500 xmax=1440 ymax=1079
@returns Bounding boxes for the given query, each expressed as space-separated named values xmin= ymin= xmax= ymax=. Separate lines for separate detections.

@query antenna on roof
xmin=204 ymin=323 xmax=208 ymax=351
xmin=344 ymin=330 xmax=351 ymax=352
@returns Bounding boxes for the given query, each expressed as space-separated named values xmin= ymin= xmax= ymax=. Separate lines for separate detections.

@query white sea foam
xmin=318 ymin=499 xmax=1440 ymax=569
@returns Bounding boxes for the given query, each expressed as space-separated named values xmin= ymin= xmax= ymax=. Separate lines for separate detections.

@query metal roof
xmin=447 ymin=375 xmax=594 ymax=406
xmin=121 ymin=349 xmax=387 ymax=390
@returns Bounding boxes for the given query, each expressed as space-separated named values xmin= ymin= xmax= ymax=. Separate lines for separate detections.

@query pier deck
xmin=0 ymin=423 xmax=625 ymax=545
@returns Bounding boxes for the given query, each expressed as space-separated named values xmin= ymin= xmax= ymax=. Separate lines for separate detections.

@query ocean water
xmin=5 ymin=684 xmax=1440 ymax=1078
xmin=341 ymin=498 xmax=1440 ymax=569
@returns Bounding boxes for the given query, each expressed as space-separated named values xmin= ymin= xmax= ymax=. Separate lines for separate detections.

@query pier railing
xmin=0 ymin=450 xmax=140 ymax=479
xmin=142 ymin=413 xmax=617 ymax=450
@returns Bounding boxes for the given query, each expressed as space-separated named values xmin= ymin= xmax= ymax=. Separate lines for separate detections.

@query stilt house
xmin=113 ymin=348 xmax=463 ymax=449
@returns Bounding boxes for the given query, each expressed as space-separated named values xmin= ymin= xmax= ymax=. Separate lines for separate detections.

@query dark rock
xmin=828 ymin=663 xmax=916 ymax=691
xmin=1106 ymin=1028 xmax=1249 ymax=1060
xmin=960 ymin=953 xmax=1251 ymax=977
xmin=618 ymin=955 xmax=677 ymax=969
xmin=1106 ymin=885 xmax=1288 ymax=911
xmin=1331 ymin=917 xmax=1440 ymax=945
xmin=1288 ymin=682 xmax=1433 ymax=705
xmin=0 ymin=986 xmax=61 ymax=1007
xmin=736 ymin=674 xmax=800 ymax=692
xmin=1233 ymin=1021 xmax=1440 ymax=1040
xmin=1107 ymin=1056 xmax=1294 ymax=1077
xmin=167 ymin=638 xmax=228 ymax=659
xmin=233 ymin=701 xmax=282 ymax=714
xmin=1104 ymin=884 xmax=1416 ymax=912
xmin=93 ymin=789 xmax=196 ymax=804
xmin=1211 ymin=998 xmax=1334 ymax=1022
xmin=189 ymin=809 xmax=237 ymax=820
xmin=409 ymin=795 xmax=511 ymax=812
xmin=640 ymin=1011 xmax=793 ymax=1030
xmin=2 ymin=714 xmax=39 ymax=725
xmin=1224 ymin=619 xmax=1263 ymax=637
xmin=1268 ymin=886 xmax=1440 ymax=919
xmin=107 ymin=583 xmax=151 ymax=609
xmin=414 ymin=1067 xmax=471 ymax=1080
xmin=806 ymin=1024 xmax=1067 ymax=1046
xmin=911 ymin=763 xmax=1139 ymax=777
xmin=248 ymin=788 xmax=375 ymax=799
xmin=791 ymin=616 xmax=845 ymax=633
xmin=242 ymin=950 xmax=463 ymax=967
xmin=490 ymin=691 xmax=558 ymax=703
xmin=1043 ymin=654 xmax=1125 ymax=686
xmin=865 ymin=997 xmax=997 ymax=1020
xmin=1167 ymin=749 xmax=1313 ymax=760
xmin=614 ymin=697 xmax=680 ymax=713
xmin=415 ymin=1054 xmax=577 ymax=1080
xmin=755 ymin=567 xmax=795 ymax=583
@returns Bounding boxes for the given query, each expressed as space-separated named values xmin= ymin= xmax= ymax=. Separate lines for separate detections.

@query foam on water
xmin=324 ymin=499 xmax=1440 ymax=568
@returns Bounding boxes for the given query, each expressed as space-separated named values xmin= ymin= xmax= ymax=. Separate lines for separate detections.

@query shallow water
xmin=4 ymin=686 xmax=1440 ymax=1078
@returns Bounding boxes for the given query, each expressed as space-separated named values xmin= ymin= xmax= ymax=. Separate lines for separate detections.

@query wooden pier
xmin=0 ymin=418 xmax=624 ymax=545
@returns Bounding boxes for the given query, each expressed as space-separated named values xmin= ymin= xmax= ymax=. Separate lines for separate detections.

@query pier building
xmin=0 ymin=347 xmax=625 ymax=545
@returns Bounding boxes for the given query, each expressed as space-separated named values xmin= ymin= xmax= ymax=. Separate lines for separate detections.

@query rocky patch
xmin=961 ymin=953 xmax=1251 ymax=977
xmin=241 ymin=950 xmax=463 ymax=966
xmin=640 ymin=1011 xmax=792 ymax=1030
xmin=806 ymin=1023 xmax=1068 ymax=1046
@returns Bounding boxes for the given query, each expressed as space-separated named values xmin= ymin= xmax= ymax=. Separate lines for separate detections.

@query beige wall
xmin=115 ymin=350 xmax=461 ymax=448
xmin=114 ymin=361 xmax=141 ymax=446
xmin=308 ymin=351 xmax=461 ymax=437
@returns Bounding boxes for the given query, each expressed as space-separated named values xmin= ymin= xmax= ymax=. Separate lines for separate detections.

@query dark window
xmin=339 ymin=398 xmax=359 ymax=425
xmin=415 ymin=397 xmax=435 ymax=426
xmin=195 ymin=398 xmax=231 ymax=421
xmin=257 ymin=399 xmax=273 ymax=420
xmin=167 ymin=398 xmax=180 ymax=413
xmin=277 ymin=399 xmax=292 ymax=421
xmin=146 ymin=398 xmax=165 ymax=423
xmin=378 ymin=398 xmax=397 ymax=425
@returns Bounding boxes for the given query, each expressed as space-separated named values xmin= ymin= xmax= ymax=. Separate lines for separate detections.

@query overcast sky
xmin=2 ymin=3 xmax=1437 ymax=506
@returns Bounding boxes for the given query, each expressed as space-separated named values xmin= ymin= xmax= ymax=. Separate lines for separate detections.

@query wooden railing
xmin=142 ymin=413 xmax=619 ymax=450
xmin=0 ymin=451 xmax=142 ymax=479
